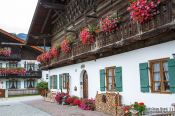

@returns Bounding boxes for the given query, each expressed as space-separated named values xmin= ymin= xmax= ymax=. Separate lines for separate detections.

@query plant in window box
xmin=61 ymin=36 xmax=74 ymax=54
xmin=127 ymin=0 xmax=161 ymax=24
xmin=100 ymin=13 xmax=121 ymax=33
xmin=79 ymin=24 xmax=99 ymax=45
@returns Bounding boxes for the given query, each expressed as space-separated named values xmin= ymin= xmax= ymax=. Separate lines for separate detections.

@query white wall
xmin=41 ymin=70 xmax=49 ymax=82
xmin=49 ymin=40 xmax=175 ymax=108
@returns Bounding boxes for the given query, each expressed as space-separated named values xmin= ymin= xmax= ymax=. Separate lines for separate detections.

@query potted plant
xmin=100 ymin=13 xmax=121 ymax=33
xmin=36 ymin=81 xmax=48 ymax=96
xmin=61 ymin=36 xmax=74 ymax=54
xmin=127 ymin=0 xmax=161 ymax=24
xmin=79 ymin=24 xmax=99 ymax=45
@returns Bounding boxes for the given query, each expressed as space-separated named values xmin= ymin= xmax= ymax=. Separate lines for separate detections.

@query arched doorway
xmin=80 ymin=70 xmax=88 ymax=98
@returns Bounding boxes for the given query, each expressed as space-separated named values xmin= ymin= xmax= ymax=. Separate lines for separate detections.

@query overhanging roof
xmin=27 ymin=0 xmax=68 ymax=46
xmin=0 ymin=29 xmax=44 ymax=53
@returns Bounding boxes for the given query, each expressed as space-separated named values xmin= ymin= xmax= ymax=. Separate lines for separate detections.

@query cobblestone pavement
xmin=0 ymin=96 xmax=111 ymax=116
xmin=24 ymin=99 xmax=112 ymax=116
xmin=0 ymin=96 xmax=51 ymax=116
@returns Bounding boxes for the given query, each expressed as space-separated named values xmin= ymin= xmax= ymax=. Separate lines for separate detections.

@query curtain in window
xmin=153 ymin=63 xmax=161 ymax=91
xmin=24 ymin=80 xmax=27 ymax=88
xmin=17 ymin=81 xmax=21 ymax=89
xmin=163 ymin=62 xmax=170 ymax=91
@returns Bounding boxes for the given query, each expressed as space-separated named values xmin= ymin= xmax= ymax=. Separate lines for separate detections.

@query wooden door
xmin=0 ymin=89 xmax=5 ymax=98
xmin=83 ymin=71 xmax=88 ymax=98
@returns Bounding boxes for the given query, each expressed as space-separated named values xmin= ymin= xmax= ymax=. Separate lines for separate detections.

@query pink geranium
xmin=61 ymin=39 xmax=71 ymax=54
xmin=127 ymin=0 xmax=160 ymax=24
xmin=80 ymin=27 xmax=95 ymax=45
xmin=100 ymin=13 xmax=121 ymax=33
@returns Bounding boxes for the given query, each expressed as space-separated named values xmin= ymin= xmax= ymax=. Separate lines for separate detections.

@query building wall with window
xmin=0 ymin=60 xmax=41 ymax=90
xmin=48 ymin=40 xmax=175 ymax=108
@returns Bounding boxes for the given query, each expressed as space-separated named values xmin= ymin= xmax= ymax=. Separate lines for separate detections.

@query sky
xmin=0 ymin=0 xmax=38 ymax=34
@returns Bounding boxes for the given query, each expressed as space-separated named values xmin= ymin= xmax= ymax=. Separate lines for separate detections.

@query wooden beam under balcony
xmin=40 ymin=2 xmax=66 ymax=10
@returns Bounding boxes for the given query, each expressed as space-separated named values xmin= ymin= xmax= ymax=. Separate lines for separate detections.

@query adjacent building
xmin=27 ymin=0 xmax=175 ymax=108
xmin=0 ymin=29 xmax=44 ymax=96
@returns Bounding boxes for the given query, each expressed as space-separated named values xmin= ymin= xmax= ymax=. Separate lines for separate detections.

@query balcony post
xmin=172 ymin=0 xmax=175 ymax=20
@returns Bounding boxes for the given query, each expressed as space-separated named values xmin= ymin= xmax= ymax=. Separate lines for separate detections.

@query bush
xmin=36 ymin=81 xmax=48 ymax=90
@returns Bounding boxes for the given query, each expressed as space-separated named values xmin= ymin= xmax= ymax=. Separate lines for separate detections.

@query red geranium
xmin=66 ymin=97 xmax=74 ymax=104
xmin=100 ymin=13 xmax=121 ymax=33
xmin=127 ymin=0 xmax=161 ymax=24
xmin=73 ymin=99 xmax=81 ymax=106
xmin=0 ymin=68 xmax=26 ymax=75
xmin=80 ymin=28 xmax=95 ymax=45
xmin=50 ymin=47 xmax=59 ymax=58
xmin=61 ymin=39 xmax=71 ymax=54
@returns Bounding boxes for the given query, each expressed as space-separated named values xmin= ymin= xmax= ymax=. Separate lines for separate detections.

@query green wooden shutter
xmin=115 ymin=67 xmax=123 ymax=92
xmin=139 ymin=63 xmax=149 ymax=92
xmin=54 ymin=75 xmax=58 ymax=89
xmin=66 ymin=73 xmax=69 ymax=87
xmin=59 ymin=74 xmax=62 ymax=91
xmin=100 ymin=69 xmax=105 ymax=91
xmin=168 ymin=59 xmax=175 ymax=93
xmin=50 ymin=76 xmax=52 ymax=89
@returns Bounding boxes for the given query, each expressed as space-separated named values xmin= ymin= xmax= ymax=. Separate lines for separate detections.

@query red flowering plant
xmin=80 ymin=24 xmax=98 ymax=45
xmin=127 ymin=0 xmax=161 ymax=24
xmin=0 ymin=68 xmax=26 ymax=75
xmin=55 ymin=92 xmax=69 ymax=104
xmin=37 ymin=51 xmax=52 ymax=64
xmin=100 ymin=13 xmax=121 ymax=33
xmin=122 ymin=102 xmax=146 ymax=115
xmin=0 ymin=49 xmax=11 ymax=57
xmin=61 ymin=36 xmax=73 ymax=54
xmin=79 ymin=98 xmax=95 ymax=111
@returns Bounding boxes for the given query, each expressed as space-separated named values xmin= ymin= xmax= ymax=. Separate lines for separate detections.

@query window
xmin=62 ymin=74 xmax=69 ymax=89
xmin=150 ymin=58 xmax=170 ymax=93
xmin=6 ymin=62 xmax=18 ymax=68
xmin=27 ymin=63 xmax=35 ymax=71
xmin=106 ymin=67 xmax=116 ymax=91
xmin=6 ymin=80 xmax=21 ymax=89
xmin=50 ymin=75 xmax=57 ymax=89
xmin=0 ymin=63 xmax=2 ymax=68
xmin=24 ymin=79 xmax=36 ymax=88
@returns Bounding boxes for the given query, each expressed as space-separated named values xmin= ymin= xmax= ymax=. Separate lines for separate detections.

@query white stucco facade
xmin=48 ymin=40 xmax=175 ymax=108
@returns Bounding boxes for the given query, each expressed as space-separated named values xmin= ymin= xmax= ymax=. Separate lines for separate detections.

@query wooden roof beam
xmin=40 ymin=2 xmax=66 ymax=10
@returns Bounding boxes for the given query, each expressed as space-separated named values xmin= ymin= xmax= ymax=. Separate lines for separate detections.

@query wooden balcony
xmin=41 ymin=0 xmax=175 ymax=69
xmin=0 ymin=53 xmax=21 ymax=61
xmin=0 ymin=71 xmax=42 ymax=78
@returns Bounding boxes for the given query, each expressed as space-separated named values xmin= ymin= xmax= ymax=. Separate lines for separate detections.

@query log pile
xmin=95 ymin=92 xmax=124 ymax=116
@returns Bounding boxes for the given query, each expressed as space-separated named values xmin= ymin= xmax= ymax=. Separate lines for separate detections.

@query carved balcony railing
xmin=41 ymin=0 xmax=175 ymax=69
xmin=0 ymin=53 xmax=21 ymax=61
xmin=0 ymin=70 xmax=42 ymax=78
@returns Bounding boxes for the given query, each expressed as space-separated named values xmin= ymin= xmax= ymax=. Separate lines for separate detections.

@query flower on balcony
xmin=50 ymin=47 xmax=60 ymax=58
xmin=80 ymin=24 xmax=98 ymax=45
xmin=0 ymin=68 xmax=26 ymax=75
xmin=0 ymin=49 xmax=11 ymax=57
xmin=100 ymin=13 xmax=121 ymax=33
xmin=37 ymin=52 xmax=52 ymax=64
xmin=127 ymin=0 xmax=161 ymax=24
xmin=61 ymin=38 xmax=73 ymax=54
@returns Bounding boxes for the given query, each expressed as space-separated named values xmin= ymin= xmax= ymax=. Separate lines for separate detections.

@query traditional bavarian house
xmin=27 ymin=0 xmax=175 ymax=108
xmin=0 ymin=29 xmax=44 ymax=96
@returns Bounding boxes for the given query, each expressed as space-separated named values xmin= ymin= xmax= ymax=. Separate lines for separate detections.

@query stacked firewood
xmin=95 ymin=92 xmax=124 ymax=116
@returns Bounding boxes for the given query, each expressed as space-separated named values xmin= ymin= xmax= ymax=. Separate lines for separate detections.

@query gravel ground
xmin=24 ymin=99 xmax=112 ymax=116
